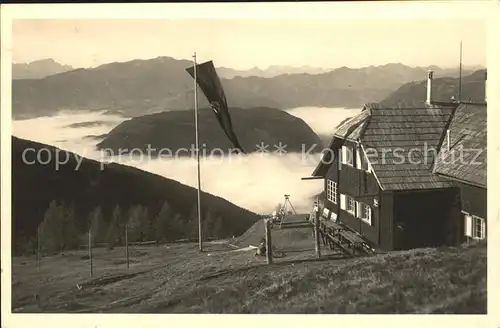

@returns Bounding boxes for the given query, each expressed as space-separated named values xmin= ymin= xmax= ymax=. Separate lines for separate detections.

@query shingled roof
xmin=363 ymin=103 xmax=457 ymax=190
xmin=432 ymin=103 xmax=487 ymax=188
xmin=334 ymin=109 xmax=370 ymax=142
xmin=312 ymin=102 xmax=458 ymax=191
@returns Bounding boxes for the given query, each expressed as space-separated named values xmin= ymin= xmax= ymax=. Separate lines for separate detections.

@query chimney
xmin=485 ymin=71 xmax=487 ymax=103
xmin=426 ymin=70 xmax=434 ymax=105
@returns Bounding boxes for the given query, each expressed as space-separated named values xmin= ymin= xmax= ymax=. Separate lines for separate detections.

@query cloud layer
xmin=13 ymin=107 xmax=360 ymax=214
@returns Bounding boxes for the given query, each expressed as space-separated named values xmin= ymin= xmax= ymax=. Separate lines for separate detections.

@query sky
xmin=12 ymin=18 xmax=486 ymax=70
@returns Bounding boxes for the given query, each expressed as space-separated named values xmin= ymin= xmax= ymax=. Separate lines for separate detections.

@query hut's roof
xmin=334 ymin=109 xmax=370 ymax=142
xmin=362 ymin=103 xmax=456 ymax=190
xmin=312 ymin=102 xmax=459 ymax=191
xmin=432 ymin=103 xmax=487 ymax=188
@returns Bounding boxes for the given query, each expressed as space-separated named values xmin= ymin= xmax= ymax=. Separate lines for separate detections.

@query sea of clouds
xmin=12 ymin=106 xmax=360 ymax=214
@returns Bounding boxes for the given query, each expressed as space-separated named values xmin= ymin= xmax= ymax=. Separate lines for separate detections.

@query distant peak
xmin=14 ymin=58 xmax=59 ymax=65
xmin=155 ymin=56 xmax=182 ymax=61
xmin=33 ymin=58 xmax=57 ymax=64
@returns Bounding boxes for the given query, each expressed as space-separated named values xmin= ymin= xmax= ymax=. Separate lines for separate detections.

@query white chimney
xmin=426 ymin=70 xmax=434 ymax=105
xmin=485 ymin=71 xmax=487 ymax=103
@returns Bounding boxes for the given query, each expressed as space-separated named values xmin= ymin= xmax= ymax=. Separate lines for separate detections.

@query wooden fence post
xmin=88 ymin=229 xmax=93 ymax=277
xmin=37 ymin=225 xmax=41 ymax=271
xmin=265 ymin=218 xmax=273 ymax=264
xmin=314 ymin=207 xmax=321 ymax=259
xmin=125 ymin=224 xmax=129 ymax=268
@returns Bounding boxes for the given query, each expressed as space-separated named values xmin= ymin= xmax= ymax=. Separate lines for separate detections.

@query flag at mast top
xmin=186 ymin=60 xmax=246 ymax=154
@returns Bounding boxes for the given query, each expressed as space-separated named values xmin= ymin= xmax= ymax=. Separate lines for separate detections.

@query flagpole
xmin=458 ymin=40 xmax=463 ymax=102
xmin=193 ymin=52 xmax=203 ymax=252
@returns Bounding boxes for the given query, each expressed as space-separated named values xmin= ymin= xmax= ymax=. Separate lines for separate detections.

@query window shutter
xmin=356 ymin=201 xmax=362 ymax=218
xmin=356 ymin=147 xmax=362 ymax=170
xmin=367 ymin=206 xmax=372 ymax=225
xmin=362 ymin=149 xmax=369 ymax=171
xmin=340 ymin=194 xmax=346 ymax=210
xmin=341 ymin=146 xmax=347 ymax=165
xmin=464 ymin=215 xmax=472 ymax=237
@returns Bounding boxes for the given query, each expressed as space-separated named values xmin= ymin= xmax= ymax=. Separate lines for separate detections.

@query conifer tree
xmin=137 ymin=206 xmax=150 ymax=242
xmin=39 ymin=200 xmax=65 ymax=254
xmin=142 ymin=207 xmax=156 ymax=241
xmin=170 ymin=213 xmax=185 ymax=240
xmin=88 ymin=206 xmax=106 ymax=245
xmin=211 ymin=216 xmax=224 ymax=239
xmin=154 ymin=201 xmax=173 ymax=242
xmin=61 ymin=202 xmax=79 ymax=250
xmin=185 ymin=205 xmax=199 ymax=240
xmin=202 ymin=209 xmax=215 ymax=239
xmin=106 ymin=205 xmax=123 ymax=249
xmin=127 ymin=205 xmax=146 ymax=242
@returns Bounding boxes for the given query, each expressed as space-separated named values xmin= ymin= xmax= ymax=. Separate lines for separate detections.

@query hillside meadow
xmin=12 ymin=223 xmax=486 ymax=314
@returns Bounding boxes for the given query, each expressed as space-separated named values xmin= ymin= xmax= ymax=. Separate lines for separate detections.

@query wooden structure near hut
xmin=433 ymin=102 xmax=487 ymax=243
xmin=318 ymin=219 xmax=374 ymax=256
xmin=302 ymin=203 xmax=374 ymax=257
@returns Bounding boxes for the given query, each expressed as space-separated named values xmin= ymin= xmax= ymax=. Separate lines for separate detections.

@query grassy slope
xmin=12 ymin=226 xmax=486 ymax=314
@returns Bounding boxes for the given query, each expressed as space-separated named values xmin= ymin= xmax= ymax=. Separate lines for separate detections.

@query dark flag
xmin=186 ymin=60 xmax=246 ymax=154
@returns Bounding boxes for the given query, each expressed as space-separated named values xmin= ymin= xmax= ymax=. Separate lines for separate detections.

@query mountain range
xmin=216 ymin=65 xmax=333 ymax=79
xmin=12 ymin=58 xmax=75 ymax=80
xmin=381 ymin=69 xmax=487 ymax=105
xmin=12 ymin=56 xmax=480 ymax=119
xmin=218 ymin=64 xmax=482 ymax=80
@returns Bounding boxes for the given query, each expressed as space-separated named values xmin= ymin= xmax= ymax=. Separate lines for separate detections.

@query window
xmin=356 ymin=201 xmax=372 ymax=225
xmin=326 ymin=180 xmax=338 ymax=204
xmin=464 ymin=214 xmax=486 ymax=240
xmin=347 ymin=196 xmax=356 ymax=215
xmin=360 ymin=204 xmax=372 ymax=225
xmin=473 ymin=216 xmax=486 ymax=240
xmin=341 ymin=195 xmax=357 ymax=216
